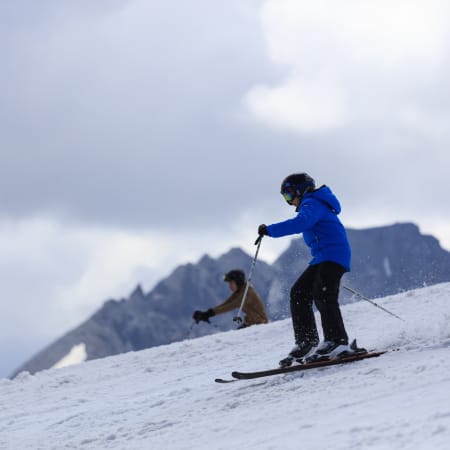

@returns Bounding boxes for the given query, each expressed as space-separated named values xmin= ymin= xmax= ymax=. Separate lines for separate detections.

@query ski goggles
xmin=281 ymin=188 xmax=296 ymax=204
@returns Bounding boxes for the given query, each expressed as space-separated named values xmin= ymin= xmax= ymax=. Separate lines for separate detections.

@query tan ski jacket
xmin=212 ymin=285 xmax=269 ymax=326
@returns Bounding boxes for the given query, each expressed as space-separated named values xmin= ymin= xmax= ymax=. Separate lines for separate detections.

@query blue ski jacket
xmin=267 ymin=186 xmax=351 ymax=271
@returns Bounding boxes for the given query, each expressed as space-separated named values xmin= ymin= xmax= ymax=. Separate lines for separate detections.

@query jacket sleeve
xmin=267 ymin=198 xmax=325 ymax=238
xmin=211 ymin=291 xmax=242 ymax=315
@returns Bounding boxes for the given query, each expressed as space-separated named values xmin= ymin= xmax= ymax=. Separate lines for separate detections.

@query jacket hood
xmin=304 ymin=185 xmax=341 ymax=214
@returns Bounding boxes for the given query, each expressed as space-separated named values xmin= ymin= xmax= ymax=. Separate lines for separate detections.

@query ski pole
xmin=343 ymin=285 xmax=405 ymax=322
xmin=185 ymin=320 xmax=196 ymax=339
xmin=233 ymin=235 xmax=263 ymax=324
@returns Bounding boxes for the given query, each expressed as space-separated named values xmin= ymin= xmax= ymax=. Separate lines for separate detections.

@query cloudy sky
xmin=2 ymin=0 xmax=450 ymax=377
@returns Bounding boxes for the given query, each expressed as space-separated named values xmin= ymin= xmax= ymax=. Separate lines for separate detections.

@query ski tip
xmin=215 ymin=378 xmax=236 ymax=384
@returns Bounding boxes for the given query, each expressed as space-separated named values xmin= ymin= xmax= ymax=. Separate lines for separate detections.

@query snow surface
xmin=1 ymin=283 xmax=450 ymax=450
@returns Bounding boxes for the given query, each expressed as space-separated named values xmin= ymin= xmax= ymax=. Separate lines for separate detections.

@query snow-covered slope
xmin=1 ymin=284 xmax=450 ymax=450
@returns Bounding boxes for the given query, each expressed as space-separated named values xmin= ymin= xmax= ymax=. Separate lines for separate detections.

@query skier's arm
xmin=211 ymin=291 xmax=242 ymax=315
xmin=267 ymin=199 xmax=325 ymax=238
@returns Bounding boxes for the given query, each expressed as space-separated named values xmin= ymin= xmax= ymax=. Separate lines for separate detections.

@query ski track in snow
xmin=1 ymin=283 xmax=450 ymax=450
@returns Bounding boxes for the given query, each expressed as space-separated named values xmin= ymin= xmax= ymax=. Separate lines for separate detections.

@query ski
xmin=230 ymin=350 xmax=386 ymax=381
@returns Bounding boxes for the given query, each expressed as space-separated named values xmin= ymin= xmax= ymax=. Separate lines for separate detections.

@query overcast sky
xmin=2 ymin=0 xmax=450 ymax=377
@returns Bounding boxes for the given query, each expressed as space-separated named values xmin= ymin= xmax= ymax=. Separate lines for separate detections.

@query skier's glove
xmin=192 ymin=309 xmax=215 ymax=324
xmin=258 ymin=224 xmax=268 ymax=236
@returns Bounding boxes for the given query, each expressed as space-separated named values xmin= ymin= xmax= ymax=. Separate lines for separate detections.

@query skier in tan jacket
xmin=192 ymin=269 xmax=269 ymax=328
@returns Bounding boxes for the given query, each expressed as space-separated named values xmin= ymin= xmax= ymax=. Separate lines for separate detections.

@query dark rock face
xmin=11 ymin=223 xmax=450 ymax=376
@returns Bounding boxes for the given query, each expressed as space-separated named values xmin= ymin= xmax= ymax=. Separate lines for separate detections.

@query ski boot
xmin=279 ymin=341 xmax=317 ymax=368
xmin=305 ymin=339 xmax=367 ymax=363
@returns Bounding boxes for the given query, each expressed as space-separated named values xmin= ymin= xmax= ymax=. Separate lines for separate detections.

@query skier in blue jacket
xmin=258 ymin=173 xmax=360 ymax=367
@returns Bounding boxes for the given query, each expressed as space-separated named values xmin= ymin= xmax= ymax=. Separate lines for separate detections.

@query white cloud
xmin=0 ymin=218 xmax=178 ymax=343
xmin=245 ymin=77 xmax=347 ymax=132
xmin=244 ymin=0 xmax=450 ymax=134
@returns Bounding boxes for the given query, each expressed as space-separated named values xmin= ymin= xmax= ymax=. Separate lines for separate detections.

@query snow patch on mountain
xmin=383 ymin=255 xmax=392 ymax=277
xmin=51 ymin=343 xmax=87 ymax=370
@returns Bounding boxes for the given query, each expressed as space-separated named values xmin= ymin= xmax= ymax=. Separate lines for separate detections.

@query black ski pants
xmin=290 ymin=261 xmax=348 ymax=345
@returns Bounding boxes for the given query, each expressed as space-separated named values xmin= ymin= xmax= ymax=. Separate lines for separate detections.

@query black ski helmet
xmin=280 ymin=173 xmax=315 ymax=204
xmin=223 ymin=269 xmax=246 ymax=288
